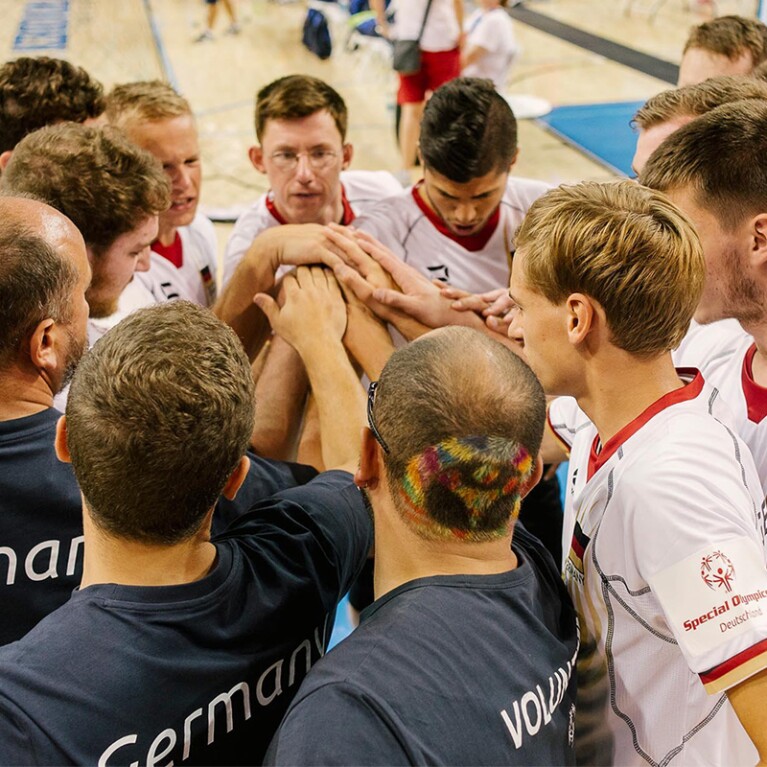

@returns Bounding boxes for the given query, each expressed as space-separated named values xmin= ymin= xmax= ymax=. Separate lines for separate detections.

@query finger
xmin=253 ymin=293 xmax=280 ymax=328
xmin=294 ymin=265 xmax=312 ymax=289
xmin=323 ymin=226 xmax=376 ymax=276
xmin=334 ymin=262 xmax=376 ymax=304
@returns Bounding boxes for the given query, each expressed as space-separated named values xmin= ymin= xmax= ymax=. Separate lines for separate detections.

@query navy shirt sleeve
xmin=265 ymin=682 xmax=413 ymax=766
xmin=212 ymin=451 xmax=319 ymax=534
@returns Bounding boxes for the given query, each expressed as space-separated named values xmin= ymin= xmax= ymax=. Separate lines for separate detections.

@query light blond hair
xmin=515 ymin=181 xmax=703 ymax=356
xmin=634 ymin=76 xmax=767 ymax=129
xmin=105 ymin=80 xmax=192 ymax=132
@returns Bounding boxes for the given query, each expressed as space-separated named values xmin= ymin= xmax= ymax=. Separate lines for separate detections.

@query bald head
xmin=371 ymin=327 xmax=546 ymax=541
xmin=0 ymin=196 xmax=89 ymax=382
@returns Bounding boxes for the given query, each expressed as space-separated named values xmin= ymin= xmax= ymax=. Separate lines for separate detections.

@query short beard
xmin=58 ymin=327 xmax=88 ymax=392
xmin=725 ymin=250 xmax=765 ymax=326
xmin=86 ymin=292 xmax=119 ymax=319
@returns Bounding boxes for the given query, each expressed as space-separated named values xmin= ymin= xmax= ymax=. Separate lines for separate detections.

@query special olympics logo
xmin=700 ymin=551 xmax=736 ymax=592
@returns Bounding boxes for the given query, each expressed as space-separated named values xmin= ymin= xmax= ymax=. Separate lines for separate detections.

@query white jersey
xmin=390 ymin=0 xmax=460 ymax=51
xmin=549 ymin=374 xmax=767 ymax=766
xmin=222 ymin=170 xmax=402 ymax=288
xmin=354 ymin=178 xmax=550 ymax=294
xmin=672 ymin=318 xmax=747 ymax=370
xmin=138 ymin=213 xmax=218 ymax=307
xmin=462 ymin=8 xmax=518 ymax=91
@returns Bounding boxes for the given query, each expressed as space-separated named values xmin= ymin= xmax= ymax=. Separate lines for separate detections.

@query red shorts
xmin=397 ymin=48 xmax=460 ymax=104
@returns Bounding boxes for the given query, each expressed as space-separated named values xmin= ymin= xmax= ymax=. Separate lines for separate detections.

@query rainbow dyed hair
xmin=394 ymin=435 xmax=533 ymax=542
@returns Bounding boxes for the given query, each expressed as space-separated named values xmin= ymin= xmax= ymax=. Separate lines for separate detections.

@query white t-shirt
xmin=354 ymin=177 xmax=550 ymax=294
xmin=549 ymin=374 xmax=767 ymax=766
xmin=138 ymin=213 xmax=218 ymax=307
xmin=222 ymin=170 xmax=402 ymax=288
xmin=390 ymin=0 xmax=460 ymax=52
xmin=462 ymin=8 xmax=518 ymax=91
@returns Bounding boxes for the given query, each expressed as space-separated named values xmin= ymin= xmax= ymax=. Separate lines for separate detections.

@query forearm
xmin=250 ymin=336 xmax=309 ymax=460
xmin=727 ymin=667 xmax=767 ymax=764
xmin=214 ymin=232 xmax=281 ymax=360
xmin=299 ymin=341 xmax=366 ymax=473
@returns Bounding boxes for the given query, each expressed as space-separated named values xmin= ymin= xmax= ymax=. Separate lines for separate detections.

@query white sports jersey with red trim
xmin=354 ymin=177 xmax=550 ymax=294
xmin=138 ymin=213 xmax=218 ymax=307
xmin=222 ymin=170 xmax=402 ymax=288
xmin=674 ymin=323 xmax=767 ymax=497
xmin=549 ymin=373 xmax=767 ymax=766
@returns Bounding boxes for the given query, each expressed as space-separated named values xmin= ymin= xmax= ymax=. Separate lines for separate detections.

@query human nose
xmin=293 ymin=152 xmax=316 ymax=182
xmin=135 ymin=246 xmax=152 ymax=272
xmin=453 ymin=202 xmax=477 ymax=224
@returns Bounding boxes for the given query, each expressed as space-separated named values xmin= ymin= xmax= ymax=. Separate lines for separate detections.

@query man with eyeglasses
xmin=256 ymin=324 xmax=579 ymax=766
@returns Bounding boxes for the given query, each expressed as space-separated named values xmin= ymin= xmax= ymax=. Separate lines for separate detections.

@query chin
xmin=86 ymin=294 xmax=119 ymax=319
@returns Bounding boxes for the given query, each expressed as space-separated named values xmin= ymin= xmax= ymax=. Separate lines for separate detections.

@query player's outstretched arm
xmin=255 ymin=266 xmax=365 ymax=474
xmin=728 ymin=667 xmax=767 ymax=766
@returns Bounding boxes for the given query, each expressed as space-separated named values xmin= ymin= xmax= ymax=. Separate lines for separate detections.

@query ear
xmin=55 ymin=416 xmax=71 ymax=463
xmin=750 ymin=214 xmax=767 ymax=268
xmin=519 ymin=455 xmax=543 ymax=499
xmin=221 ymin=455 xmax=251 ymax=500
xmin=508 ymin=147 xmax=520 ymax=173
xmin=248 ymin=145 xmax=266 ymax=174
xmin=0 ymin=150 xmax=12 ymax=170
xmin=354 ymin=427 xmax=381 ymax=490
xmin=341 ymin=143 xmax=353 ymax=170
xmin=565 ymin=293 xmax=596 ymax=347
xmin=29 ymin=317 xmax=59 ymax=372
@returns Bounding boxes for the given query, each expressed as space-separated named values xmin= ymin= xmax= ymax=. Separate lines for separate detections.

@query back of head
xmin=66 ymin=301 xmax=255 ymax=545
xmin=634 ymin=75 xmax=767 ymax=129
xmin=0 ymin=122 xmax=170 ymax=254
xmin=0 ymin=205 xmax=78 ymax=370
xmin=0 ymin=56 xmax=105 ymax=154
xmin=683 ymin=15 xmax=767 ymax=64
xmin=373 ymin=327 xmax=545 ymax=542
xmin=640 ymin=99 xmax=767 ymax=231
xmin=105 ymin=79 xmax=192 ymax=133
xmin=419 ymin=77 xmax=518 ymax=183
xmin=516 ymin=180 xmax=703 ymax=355
xmin=255 ymin=75 xmax=348 ymax=142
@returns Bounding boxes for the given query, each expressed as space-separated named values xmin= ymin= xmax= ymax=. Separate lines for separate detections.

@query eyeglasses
xmin=269 ymin=149 xmax=339 ymax=171
xmin=367 ymin=381 xmax=390 ymax=454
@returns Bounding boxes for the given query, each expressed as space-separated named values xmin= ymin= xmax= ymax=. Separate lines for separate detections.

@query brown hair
xmin=640 ymin=99 xmax=767 ymax=231
xmin=0 ymin=56 xmax=105 ymax=154
xmin=633 ymin=76 xmax=767 ymax=129
xmin=516 ymin=181 xmax=703 ymax=356
xmin=0 ymin=123 xmax=170 ymax=255
xmin=683 ymin=15 xmax=767 ymax=64
xmin=66 ymin=302 xmax=256 ymax=545
xmin=0 ymin=220 xmax=77 ymax=369
xmin=255 ymin=75 xmax=348 ymax=142
xmin=373 ymin=327 xmax=545 ymax=541
xmin=105 ymin=80 xmax=193 ymax=131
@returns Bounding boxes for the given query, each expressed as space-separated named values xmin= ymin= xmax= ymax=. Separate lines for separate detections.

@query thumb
xmin=254 ymin=293 xmax=280 ymax=328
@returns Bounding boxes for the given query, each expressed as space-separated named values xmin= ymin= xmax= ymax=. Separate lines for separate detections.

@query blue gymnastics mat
xmin=537 ymin=100 xmax=645 ymax=178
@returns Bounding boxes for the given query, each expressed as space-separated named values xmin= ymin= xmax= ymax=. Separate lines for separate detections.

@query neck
xmin=371 ymin=495 xmax=518 ymax=600
xmin=156 ymin=220 xmax=178 ymax=247
xmin=0 ymin=369 xmax=56 ymax=420
xmin=80 ymin=510 xmax=217 ymax=588
xmin=576 ymin=350 xmax=683 ymax=445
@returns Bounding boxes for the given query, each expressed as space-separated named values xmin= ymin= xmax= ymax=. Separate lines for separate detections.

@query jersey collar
xmin=741 ymin=342 xmax=767 ymax=423
xmin=412 ymin=182 xmax=501 ymax=252
xmin=587 ymin=368 xmax=704 ymax=481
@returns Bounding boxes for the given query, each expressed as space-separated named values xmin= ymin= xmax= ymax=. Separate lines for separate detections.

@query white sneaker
xmin=193 ymin=29 xmax=214 ymax=42
xmin=225 ymin=23 xmax=241 ymax=35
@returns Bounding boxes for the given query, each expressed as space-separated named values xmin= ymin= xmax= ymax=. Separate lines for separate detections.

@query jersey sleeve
xmin=216 ymin=470 xmax=373 ymax=605
xmin=265 ymin=683 xmax=411 ymax=766
xmin=547 ymin=396 xmax=585 ymax=453
xmin=626 ymin=423 xmax=767 ymax=693
xmin=353 ymin=205 xmax=408 ymax=261
xmin=222 ymin=198 xmax=271 ymax=288
xmin=211 ymin=452 xmax=319 ymax=535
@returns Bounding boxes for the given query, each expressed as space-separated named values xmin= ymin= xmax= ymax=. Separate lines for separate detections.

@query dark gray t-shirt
xmin=266 ymin=524 xmax=578 ymax=766
xmin=0 ymin=471 xmax=371 ymax=766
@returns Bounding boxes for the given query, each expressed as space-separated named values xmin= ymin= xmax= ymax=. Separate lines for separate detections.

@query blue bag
xmin=302 ymin=8 xmax=332 ymax=60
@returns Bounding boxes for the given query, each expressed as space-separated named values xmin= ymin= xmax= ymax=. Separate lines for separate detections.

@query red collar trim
xmin=412 ymin=182 xmax=500 ymax=252
xmin=587 ymin=369 xmax=704 ymax=481
xmin=741 ymin=343 xmax=767 ymax=423
xmin=265 ymin=185 xmax=356 ymax=226
xmin=152 ymin=231 xmax=183 ymax=268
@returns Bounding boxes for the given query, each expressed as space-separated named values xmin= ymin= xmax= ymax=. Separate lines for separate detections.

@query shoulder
xmin=341 ymin=170 xmax=403 ymax=204
xmin=504 ymin=177 xmax=552 ymax=212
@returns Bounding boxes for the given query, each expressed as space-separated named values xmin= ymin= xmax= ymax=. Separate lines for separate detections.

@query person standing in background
xmin=461 ymin=0 xmax=517 ymax=92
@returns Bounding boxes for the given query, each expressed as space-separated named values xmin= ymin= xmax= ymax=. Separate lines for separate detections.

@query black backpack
xmin=302 ymin=8 xmax=332 ymax=60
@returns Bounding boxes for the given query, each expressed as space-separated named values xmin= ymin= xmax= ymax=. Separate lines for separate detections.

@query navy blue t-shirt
xmin=0 ymin=471 xmax=371 ymax=765
xmin=266 ymin=525 xmax=579 ymax=766
xmin=0 ymin=407 xmax=318 ymax=645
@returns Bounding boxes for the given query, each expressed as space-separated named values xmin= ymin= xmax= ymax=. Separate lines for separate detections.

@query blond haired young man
xmin=107 ymin=81 xmax=218 ymax=307
xmin=511 ymin=180 xmax=767 ymax=766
